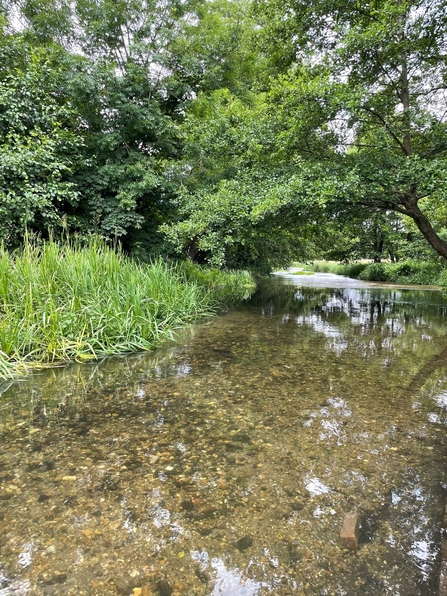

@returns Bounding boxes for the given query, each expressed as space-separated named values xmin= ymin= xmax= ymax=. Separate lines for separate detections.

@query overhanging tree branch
xmin=360 ymin=106 xmax=408 ymax=154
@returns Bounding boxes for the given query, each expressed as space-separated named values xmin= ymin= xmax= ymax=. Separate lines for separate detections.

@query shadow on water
xmin=1 ymin=274 xmax=447 ymax=595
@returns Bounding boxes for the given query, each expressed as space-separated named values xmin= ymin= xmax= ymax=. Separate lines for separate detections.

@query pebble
xmin=180 ymin=500 xmax=195 ymax=511
xmin=196 ymin=569 xmax=211 ymax=584
xmin=42 ymin=571 xmax=67 ymax=585
xmin=115 ymin=578 xmax=136 ymax=595
xmin=217 ymin=478 xmax=228 ymax=489
xmin=156 ymin=579 xmax=173 ymax=596
xmin=1 ymin=308 xmax=444 ymax=596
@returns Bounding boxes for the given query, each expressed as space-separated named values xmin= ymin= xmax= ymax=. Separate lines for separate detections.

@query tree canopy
xmin=1 ymin=0 xmax=447 ymax=269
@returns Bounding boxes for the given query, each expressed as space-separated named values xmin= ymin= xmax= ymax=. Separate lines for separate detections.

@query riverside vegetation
xmin=0 ymin=238 xmax=255 ymax=379
xmin=302 ymin=260 xmax=447 ymax=287
xmin=2 ymin=0 xmax=447 ymax=274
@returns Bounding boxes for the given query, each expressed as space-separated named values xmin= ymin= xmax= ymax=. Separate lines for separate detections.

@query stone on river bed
xmin=340 ymin=512 xmax=360 ymax=550
xmin=236 ymin=535 xmax=253 ymax=551
xmin=231 ymin=433 xmax=252 ymax=444
xmin=156 ymin=579 xmax=173 ymax=596
xmin=2 ymin=281 xmax=447 ymax=596
xmin=180 ymin=499 xmax=195 ymax=511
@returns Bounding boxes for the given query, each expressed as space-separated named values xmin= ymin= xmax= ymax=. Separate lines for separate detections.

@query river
xmin=1 ymin=271 xmax=447 ymax=595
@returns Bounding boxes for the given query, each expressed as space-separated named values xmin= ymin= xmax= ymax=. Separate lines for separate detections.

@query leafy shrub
xmin=358 ymin=263 xmax=390 ymax=281
xmin=336 ymin=263 xmax=370 ymax=278
xmin=309 ymin=261 xmax=369 ymax=277
xmin=309 ymin=259 xmax=447 ymax=286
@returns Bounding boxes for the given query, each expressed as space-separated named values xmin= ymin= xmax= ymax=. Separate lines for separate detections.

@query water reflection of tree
xmin=251 ymin=280 xmax=447 ymax=318
xmin=0 ymin=331 xmax=198 ymax=430
xmin=242 ymin=282 xmax=447 ymax=402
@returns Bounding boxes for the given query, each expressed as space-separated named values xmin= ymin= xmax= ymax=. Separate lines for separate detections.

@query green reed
xmin=0 ymin=238 xmax=255 ymax=378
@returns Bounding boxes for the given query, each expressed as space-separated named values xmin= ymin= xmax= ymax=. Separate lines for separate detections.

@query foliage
xmin=0 ymin=0 xmax=258 ymax=255
xmin=358 ymin=260 xmax=446 ymax=285
xmin=317 ymin=210 xmax=406 ymax=263
xmin=261 ymin=0 xmax=447 ymax=256
xmin=162 ymin=88 xmax=326 ymax=271
xmin=310 ymin=261 xmax=370 ymax=278
xmin=0 ymin=237 xmax=254 ymax=377
xmin=0 ymin=38 xmax=82 ymax=246
xmin=309 ymin=259 xmax=447 ymax=286
xmin=2 ymin=0 xmax=447 ymax=270
xmin=164 ymin=0 xmax=447 ymax=267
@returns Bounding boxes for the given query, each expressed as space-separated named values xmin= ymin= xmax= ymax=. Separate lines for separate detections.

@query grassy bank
xmin=303 ymin=260 xmax=447 ymax=286
xmin=0 ymin=239 xmax=255 ymax=378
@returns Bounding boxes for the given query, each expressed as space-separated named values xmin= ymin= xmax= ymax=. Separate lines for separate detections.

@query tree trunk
xmin=373 ymin=234 xmax=384 ymax=262
xmin=397 ymin=0 xmax=412 ymax=157
xmin=404 ymin=202 xmax=447 ymax=259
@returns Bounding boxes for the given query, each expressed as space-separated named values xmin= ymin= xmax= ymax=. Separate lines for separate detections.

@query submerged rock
xmin=236 ymin=535 xmax=253 ymax=551
xmin=115 ymin=577 xmax=136 ymax=595
xmin=41 ymin=571 xmax=67 ymax=585
xmin=194 ymin=505 xmax=218 ymax=520
xmin=156 ymin=579 xmax=173 ymax=596
xmin=41 ymin=460 xmax=56 ymax=471
xmin=288 ymin=539 xmax=302 ymax=564
xmin=180 ymin=500 xmax=195 ymax=511
xmin=195 ymin=569 xmax=211 ymax=584
xmin=231 ymin=433 xmax=252 ymax=444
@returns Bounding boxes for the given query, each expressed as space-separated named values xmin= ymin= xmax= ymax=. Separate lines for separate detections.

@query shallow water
xmin=2 ymin=275 xmax=447 ymax=595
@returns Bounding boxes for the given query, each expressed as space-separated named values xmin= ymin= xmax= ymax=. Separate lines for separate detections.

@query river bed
xmin=1 ymin=273 xmax=447 ymax=595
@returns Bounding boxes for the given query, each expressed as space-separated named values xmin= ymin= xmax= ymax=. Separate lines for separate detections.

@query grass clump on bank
xmin=0 ymin=238 xmax=255 ymax=378
xmin=307 ymin=260 xmax=447 ymax=285
xmin=309 ymin=261 xmax=370 ymax=278
xmin=179 ymin=260 xmax=256 ymax=304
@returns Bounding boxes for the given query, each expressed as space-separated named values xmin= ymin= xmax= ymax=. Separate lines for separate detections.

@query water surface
xmin=1 ymin=274 xmax=447 ymax=595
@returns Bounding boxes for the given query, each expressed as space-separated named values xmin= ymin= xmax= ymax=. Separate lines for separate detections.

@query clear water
xmin=1 ymin=275 xmax=447 ymax=595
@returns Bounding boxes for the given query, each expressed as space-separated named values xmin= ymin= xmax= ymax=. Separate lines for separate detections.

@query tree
xmin=0 ymin=0 xmax=257 ymax=253
xmin=162 ymin=85 xmax=329 ymax=271
xmin=253 ymin=0 xmax=447 ymax=257
xmin=0 ymin=36 xmax=83 ymax=245
xmin=165 ymin=0 xmax=447 ymax=267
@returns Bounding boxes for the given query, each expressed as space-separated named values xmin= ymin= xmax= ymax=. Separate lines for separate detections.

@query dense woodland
xmin=1 ymin=0 xmax=447 ymax=272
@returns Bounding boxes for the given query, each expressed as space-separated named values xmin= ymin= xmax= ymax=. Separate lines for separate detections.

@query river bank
xmin=299 ymin=260 xmax=447 ymax=287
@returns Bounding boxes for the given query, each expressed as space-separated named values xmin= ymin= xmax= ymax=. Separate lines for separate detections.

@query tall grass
xmin=0 ymin=238 xmax=255 ymax=378
xmin=178 ymin=260 xmax=256 ymax=304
